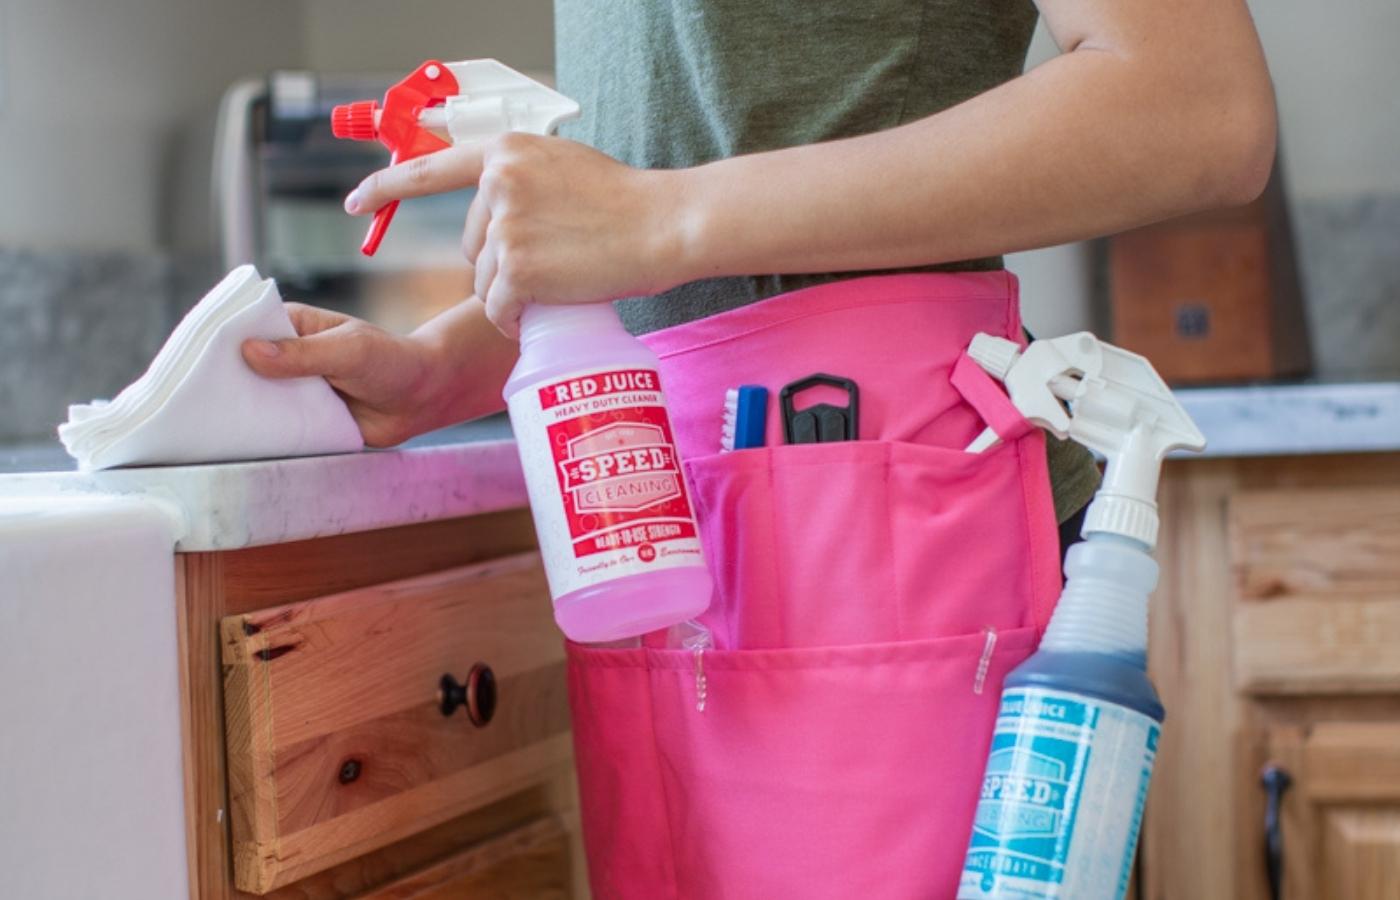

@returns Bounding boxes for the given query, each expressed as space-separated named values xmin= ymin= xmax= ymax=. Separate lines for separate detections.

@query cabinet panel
xmin=1323 ymin=809 xmax=1400 ymax=900
xmin=220 ymin=551 xmax=571 ymax=893
xmin=1302 ymin=723 xmax=1400 ymax=801
xmin=1231 ymin=487 xmax=1400 ymax=694
xmin=1270 ymin=723 xmax=1400 ymax=900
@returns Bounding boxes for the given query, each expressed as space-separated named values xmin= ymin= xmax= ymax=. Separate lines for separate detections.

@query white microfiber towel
xmin=58 ymin=265 xmax=364 ymax=470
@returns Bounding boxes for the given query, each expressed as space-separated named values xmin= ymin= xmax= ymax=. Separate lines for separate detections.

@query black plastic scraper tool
xmin=780 ymin=373 xmax=860 ymax=443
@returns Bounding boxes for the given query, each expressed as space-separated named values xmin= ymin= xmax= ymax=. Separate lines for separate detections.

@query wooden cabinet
xmin=1142 ymin=455 xmax=1400 ymax=900
xmin=175 ymin=509 xmax=584 ymax=899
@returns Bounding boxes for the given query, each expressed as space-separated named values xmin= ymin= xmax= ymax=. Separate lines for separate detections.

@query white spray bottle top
xmin=966 ymin=332 xmax=1206 ymax=550
xmin=332 ymin=59 xmax=580 ymax=255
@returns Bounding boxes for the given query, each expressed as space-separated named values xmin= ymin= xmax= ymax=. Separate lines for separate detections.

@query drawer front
xmin=1231 ymin=487 xmax=1400 ymax=694
xmin=220 ymin=551 xmax=571 ymax=893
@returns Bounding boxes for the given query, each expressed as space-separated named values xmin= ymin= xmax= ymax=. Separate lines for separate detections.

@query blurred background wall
xmin=0 ymin=0 xmax=1396 ymax=441
xmin=1012 ymin=0 xmax=1400 ymax=341
xmin=0 ymin=0 xmax=306 ymax=251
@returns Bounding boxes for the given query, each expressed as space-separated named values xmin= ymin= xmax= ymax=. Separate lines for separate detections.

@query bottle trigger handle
xmin=331 ymin=60 xmax=461 ymax=256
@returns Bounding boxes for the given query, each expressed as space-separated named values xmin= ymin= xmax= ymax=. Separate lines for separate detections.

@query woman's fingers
xmin=473 ymin=235 xmax=499 ymax=308
xmin=241 ymin=323 xmax=368 ymax=380
xmin=461 ymin=193 xmax=491 ymax=266
xmin=345 ymin=143 xmax=489 ymax=214
xmin=242 ymin=303 xmax=360 ymax=377
xmin=283 ymin=302 xmax=350 ymax=336
xmin=483 ymin=273 xmax=527 ymax=340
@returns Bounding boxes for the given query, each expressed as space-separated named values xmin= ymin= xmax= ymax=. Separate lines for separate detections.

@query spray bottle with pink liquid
xmin=333 ymin=59 xmax=713 ymax=642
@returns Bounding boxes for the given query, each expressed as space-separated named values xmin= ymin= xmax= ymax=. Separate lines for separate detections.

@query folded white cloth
xmin=59 ymin=266 xmax=364 ymax=470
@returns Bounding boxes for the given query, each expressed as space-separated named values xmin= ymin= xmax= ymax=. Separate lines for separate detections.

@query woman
xmin=245 ymin=1 xmax=1274 ymax=895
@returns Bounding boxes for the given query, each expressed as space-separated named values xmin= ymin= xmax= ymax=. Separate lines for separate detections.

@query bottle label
xmin=958 ymin=687 xmax=1159 ymax=900
xmin=508 ymin=364 xmax=704 ymax=598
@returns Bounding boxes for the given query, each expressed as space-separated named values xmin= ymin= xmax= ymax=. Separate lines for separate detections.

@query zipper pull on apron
xmin=973 ymin=627 xmax=998 ymax=695
xmin=694 ymin=646 xmax=708 ymax=712
xmin=666 ymin=619 xmax=715 ymax=712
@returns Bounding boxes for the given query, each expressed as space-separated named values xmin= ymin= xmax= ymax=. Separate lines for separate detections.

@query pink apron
xmin=566 ymin=272 xmax=1062 ymax=898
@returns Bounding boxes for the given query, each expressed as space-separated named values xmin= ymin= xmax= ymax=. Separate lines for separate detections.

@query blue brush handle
xmin=732 ymin=386 xmax=769 ymax=450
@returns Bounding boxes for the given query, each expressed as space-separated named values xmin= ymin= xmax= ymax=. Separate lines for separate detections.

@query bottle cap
xmin=1083 ymin=495 xmax=1158 ymax=547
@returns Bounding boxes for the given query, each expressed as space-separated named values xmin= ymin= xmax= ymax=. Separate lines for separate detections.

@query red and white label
xmin=508 ymin=365 xmax=705 ymax=599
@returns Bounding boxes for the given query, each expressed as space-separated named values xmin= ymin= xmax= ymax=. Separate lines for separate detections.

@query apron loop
xmin=950 ymin=350 xmax=1034 ymax=444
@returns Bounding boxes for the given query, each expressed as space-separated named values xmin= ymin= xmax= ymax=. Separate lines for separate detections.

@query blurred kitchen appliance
xmin=1108 ymin=164 xmax=1312 ymax=385
xmin=211 ymin=70 xmax=484 ymax=332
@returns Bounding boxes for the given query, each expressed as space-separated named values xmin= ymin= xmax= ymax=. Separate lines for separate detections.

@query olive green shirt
xmin=554 ymin=0 xmax=1100 ymax=522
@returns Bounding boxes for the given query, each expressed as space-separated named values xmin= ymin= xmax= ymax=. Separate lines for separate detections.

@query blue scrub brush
xmin=721 ymin=385 xmax=769 ymax=452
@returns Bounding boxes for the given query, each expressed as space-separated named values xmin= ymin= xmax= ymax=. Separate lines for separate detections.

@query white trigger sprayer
xmin=332 ymin=59 xmax=580 ymax=254
xmin=963 ymin=331 xmax=1206 ymax=547
xmin=957 ymin=332 xmax=1205 ymax=900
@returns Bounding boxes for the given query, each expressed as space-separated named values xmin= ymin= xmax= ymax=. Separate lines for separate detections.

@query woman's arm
xmin=345 ymin=0 xmax=1275 ymax=335
xmin=250 ymin=0 xmax=1275 ymax=443
xmin=677 ymin=0 xmax=1277 ymax=278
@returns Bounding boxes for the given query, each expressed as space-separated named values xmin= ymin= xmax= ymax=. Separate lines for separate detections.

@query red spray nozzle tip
xmin=331 ymin=101 xmax=380 ymax=140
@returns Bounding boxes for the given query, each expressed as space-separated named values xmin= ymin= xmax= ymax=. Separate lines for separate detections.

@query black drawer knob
xmin=439 ymin=664 xmax=496 ymax=727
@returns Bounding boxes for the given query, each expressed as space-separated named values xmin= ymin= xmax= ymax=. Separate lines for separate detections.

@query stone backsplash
xmin=0 ymin=249 xmax=221 ymax=443
xmin=1 ymin=192 xmax=1396 ymax=444
xmin=1293 ymin=193 xmax=1400 ymax=378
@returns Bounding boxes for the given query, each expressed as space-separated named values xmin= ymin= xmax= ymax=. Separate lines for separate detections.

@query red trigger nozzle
xmin=330 ymin=60 xmax=460 ymax=255
xmin=331 ymin=101 xmax=380 ymax=141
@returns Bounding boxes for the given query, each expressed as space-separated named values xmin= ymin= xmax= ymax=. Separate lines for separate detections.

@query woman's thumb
xmin=241 ymin=334 xmax=331 ymax=379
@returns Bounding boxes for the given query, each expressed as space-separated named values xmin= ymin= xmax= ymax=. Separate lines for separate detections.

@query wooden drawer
xmin=1231 ymin=487 xmax=1400 ymax=694
xmin=219 ymin=551 xmax=571 ymax=893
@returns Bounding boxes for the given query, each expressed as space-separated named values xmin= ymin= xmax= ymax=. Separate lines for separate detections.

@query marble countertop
xmin=1175 ymin=378 xmax=1400 ymax=458
xmin=4 ymin=379 xmax=1399 ymax=552
xmin=0 ymin=416 xmax=529 ymax=552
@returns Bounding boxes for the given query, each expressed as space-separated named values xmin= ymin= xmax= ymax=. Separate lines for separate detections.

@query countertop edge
xmin=0 ymin=439 xmax=529 ymax=552
xmin=1176 ymin=381 xmax=1400 ymax=458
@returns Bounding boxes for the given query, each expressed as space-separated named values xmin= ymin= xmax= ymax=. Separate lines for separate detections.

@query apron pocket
xmin=567 ymin=644 xmax=679 ymax=898
xmin=685 ymin=439 xmax=1053 ymax=650
xmin=568 ymin=625 xmax=1039 ymax=900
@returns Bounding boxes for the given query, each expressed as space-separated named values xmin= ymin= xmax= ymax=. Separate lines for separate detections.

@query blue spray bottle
xmin=957 ymin=333 xmax=1206 ymax=900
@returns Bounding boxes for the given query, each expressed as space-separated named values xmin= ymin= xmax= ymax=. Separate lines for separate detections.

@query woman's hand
xmin=241 ymin=298 xmax=520 ymax=447
xmin=345 ymin=134 xmax=691 ymax=337
xmin=241 ymin=304 xmax=439 ymax=447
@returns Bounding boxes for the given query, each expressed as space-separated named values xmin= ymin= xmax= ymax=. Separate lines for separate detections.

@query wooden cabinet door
xmin=1269 ymin=723 xmax=1400 ymax=900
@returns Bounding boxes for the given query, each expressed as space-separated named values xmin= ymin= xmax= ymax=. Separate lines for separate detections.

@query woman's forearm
xmin=341 ymin=0 xmax=1275 ymax=335
xmin=670 ymin=0 xmax=1276 ymax=284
